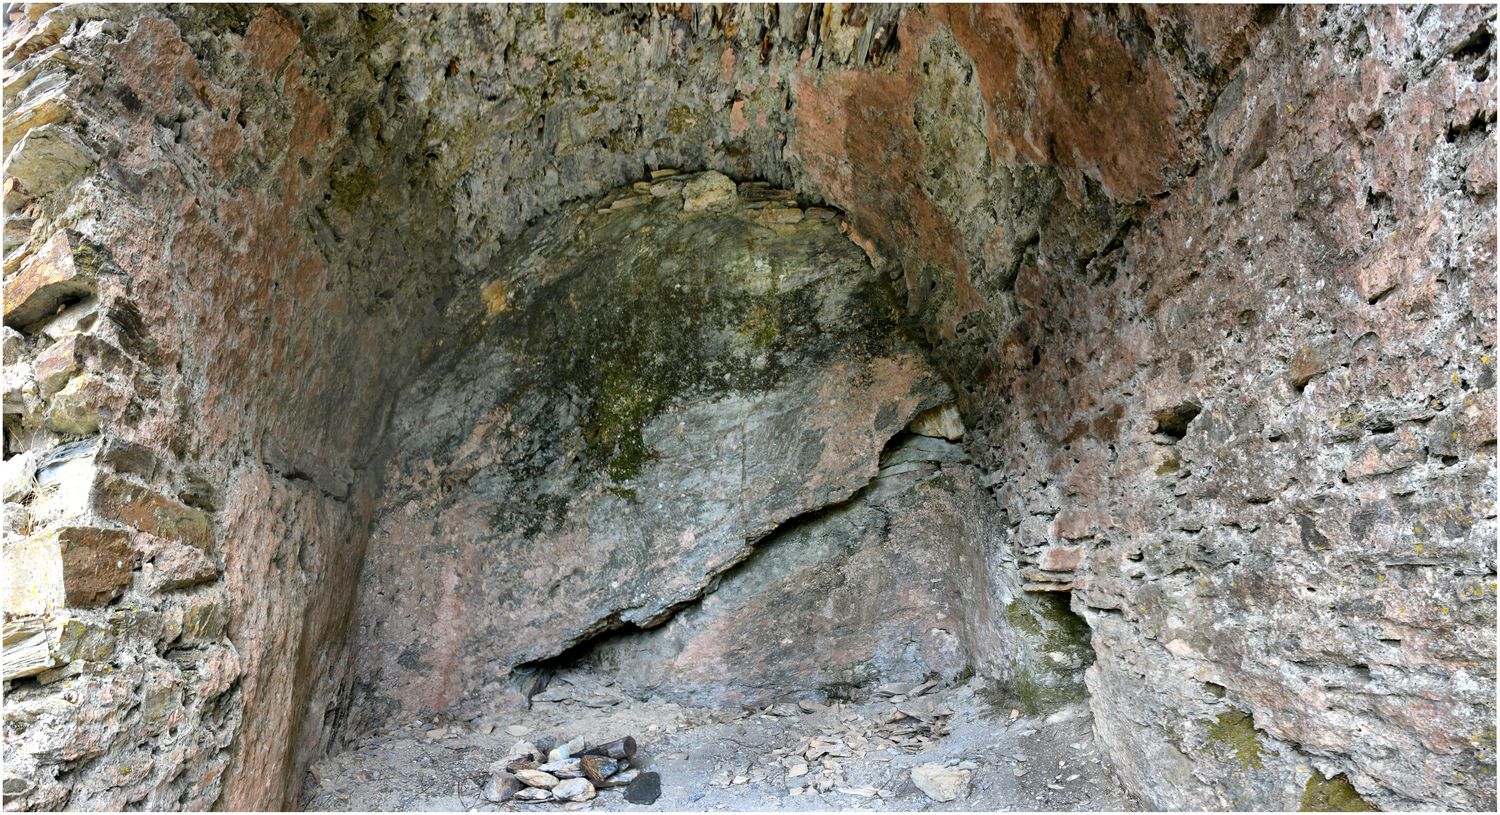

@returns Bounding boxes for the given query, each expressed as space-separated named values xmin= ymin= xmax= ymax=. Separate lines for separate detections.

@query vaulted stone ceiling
xmin=1 ymin=3 xmax=1494 ymax=812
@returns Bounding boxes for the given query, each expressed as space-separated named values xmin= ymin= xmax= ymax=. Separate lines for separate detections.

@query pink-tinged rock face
xmin=570 ymin=462 xmax=1003 ymax=706
xmin=1038 ymin=545 xmax=1085 ymax=573
xmin=346 ymin=185 xmax=953 ymax=733
xmin=5 ymin=526 xmax=134 ymax=614
xmin=2 ymin=3 xmax=1489 ymax=813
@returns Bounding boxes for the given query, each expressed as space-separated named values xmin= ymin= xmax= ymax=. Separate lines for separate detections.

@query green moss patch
xmin=1300 ymin=771 xmax=1378 ymax=811
xmin=998 ymin=594 xmax=1095 ymax=713
xmin=330 ymin=163 xmax=377 ymax=213
xmin=1206 ymin=708 xmax=1265 ymax=770
xmin=485 ymin=194 xmax=894 ymax=484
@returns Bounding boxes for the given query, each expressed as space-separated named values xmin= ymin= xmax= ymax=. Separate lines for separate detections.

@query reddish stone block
xmin=1344 ymin=427 xmax=1423 ymax=480
xmin=1053 ymin=509 xmax=1099 ymax=541
xmin=134 ymin=534 xmax=219 ymax=593
xmin=31 ymin=333 xmax=80 ymax=396
xmin=1288 ymin=340 xmax=1337 ymax=389
xmin=1430 ymin=388 xmax=1498 ymax=458
xmin=4 ymin=526 xmax=133 ymax=614
xmin=1039 ymin=545 xmax=1085 ymax=572
xmin=1353 ymin=255 xmax=1400 ymax=304
xmin=93 ymin=475 xmax=214 ymax=551
xmin=3 ymin=230 xmax=94 ymax=330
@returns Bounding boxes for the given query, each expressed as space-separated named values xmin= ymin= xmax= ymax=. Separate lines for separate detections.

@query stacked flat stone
xmin=484 ymin=737 xmax=650 ymax=804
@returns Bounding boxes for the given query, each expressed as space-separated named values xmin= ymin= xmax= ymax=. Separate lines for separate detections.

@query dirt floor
xmin=303 ymin=674 xmax=1139 ymax=812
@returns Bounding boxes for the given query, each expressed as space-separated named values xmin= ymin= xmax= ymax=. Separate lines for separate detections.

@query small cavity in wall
xmin=989 ymin=592 xmax=1096 ymax=715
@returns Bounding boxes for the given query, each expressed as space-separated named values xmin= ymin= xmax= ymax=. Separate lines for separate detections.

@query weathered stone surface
xmin=552 ymin=777 xmax=596 ymax=802
xmin=572 ymin=455 xmax=1003 ymax=706
xmin=0 ymin=124 xmax=95 ymax=203
xmin=537 ymin=758 xmax=585 ymax=779
xmin=42 ymin=371 xmax=105 ymax=434
xmin=514 ymin=769 xmax=560 ymax=790
xmin=681 ymin=170 xmax=738 ymax=212
xmin=482 ymin=772 xmax=521 ymax=803
xmin=513 ymin=786 xmax=553 ymax=803
xmin=92 ymin=474 xmax=214 ymax=550
xmin=908 ymin=402 xmax=964 ymax=440
xmin=30 ymin=332 xmax=79 ymax=396
xmin=3 ymin=616 xmax=60 ymax=681
xmin=622 ymin=771 xmax=661 ymax=805
xmin=4 ymin=526 xmax=133 ymax=614
xmin=2 ymin=230 xmax=93 ymax=330
xmin=134 ymin=533 xmax=219 ymax=593
xmin=0 ymin=448 xmax=36 ymax=502
xmin=981 ymin=6 xmax=1496 ymax=810
xmin=1 ymin=325 xmax=25 ymax=364
xmin=0 ymin=3 xmax=1487 ymax=813
xmin=910 ymin=762 xmax=971 ymax=802
xmin=348 ymin=178 xmax=950 ymax=731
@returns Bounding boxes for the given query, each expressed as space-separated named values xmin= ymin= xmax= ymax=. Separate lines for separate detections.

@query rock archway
xmin=1 ymin=3 xmax=1493 ymax=812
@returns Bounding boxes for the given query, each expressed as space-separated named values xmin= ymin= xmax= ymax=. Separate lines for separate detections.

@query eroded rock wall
xmin=4 ymin=6 xmax=386 ymax=810
xmin=968 ymin=7 xmax=1497 ymax=810
xmin=2 ymin=2 xmax=1492 ymax=812
xmin=568 ymin=435 xmax=1013 ymax=708
xmin=348 ymin=175 xmax=955 ymax=731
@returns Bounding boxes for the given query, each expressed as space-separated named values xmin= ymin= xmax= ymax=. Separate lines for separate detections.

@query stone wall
xmin=961 ymin=5 xmax=1498 ymax=810
xmin=3 ymin=5 xmax=417 ymax=808
xmin=2 ymin=3 xmax=1493 ymax=811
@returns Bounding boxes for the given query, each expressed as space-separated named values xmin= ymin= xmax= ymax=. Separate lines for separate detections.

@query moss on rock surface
xmin=1207 ymin=708 xmax=1266 ymax=771
xmin=352 ymin=173 xmax=953 ymax=732
xmin=1300 ymin=771 xmax=1378 ymax=812
xmin=489 ymin=186 xmax=908 ymax=484
xmin=999 ymin=593 xmax=1095 ymax=713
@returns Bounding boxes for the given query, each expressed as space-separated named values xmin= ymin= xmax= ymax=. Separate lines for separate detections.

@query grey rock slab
xmin=350 ymin=186 xmax=951 ymax=729
xmin=553 ymin=778 xmax=596 ymax=802
xmin=622 ymin=772 xmax=661 ymax=805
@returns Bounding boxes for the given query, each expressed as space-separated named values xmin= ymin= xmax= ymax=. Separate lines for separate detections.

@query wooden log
xmin=577 ymin=736 xmax=637 ymax=761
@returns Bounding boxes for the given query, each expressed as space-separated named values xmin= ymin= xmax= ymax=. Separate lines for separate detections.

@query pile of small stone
xmin=755 ymin=684 xmax=954 ymax=798
xmin=481 ymin=736 xmax=659 ymax=806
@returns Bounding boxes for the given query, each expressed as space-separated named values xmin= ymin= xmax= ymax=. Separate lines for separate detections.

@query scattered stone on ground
xmin=910 ymin=763 xmax=971 ymax=803
xmin=622 ymin=773 xmax=661 ymax=806
xmin=302 ymin=676 xmax=1137 ymax=811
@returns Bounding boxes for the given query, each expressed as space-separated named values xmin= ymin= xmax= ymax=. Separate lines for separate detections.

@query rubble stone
xmin=2 ymin=232 xmax=98 ymax=330
xmin=514 ymin=769 xmax=560 ymax=789
xmin=4 ymin=526 xmax=133 ymax=614
xmin=552 ymin=777 xmax=596 ymax=802
xmin=482 ymin=772 xmax=520 ymax=803
xmin=623 ymin=772 xmax=662 ymax=805
xmin=910 ymin=762 xmax=971 ymax=802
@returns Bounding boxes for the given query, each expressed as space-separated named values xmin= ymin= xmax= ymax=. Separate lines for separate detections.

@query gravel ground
xmin=304 ymin=675 xmax=1138 ymax=812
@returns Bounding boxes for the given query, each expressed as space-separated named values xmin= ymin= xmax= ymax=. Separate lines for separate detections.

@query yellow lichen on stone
xmin=482 ymin=280 xmax=508 ymax=316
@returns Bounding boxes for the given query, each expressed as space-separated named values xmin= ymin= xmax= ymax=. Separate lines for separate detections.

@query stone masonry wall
xmin=2 ymin=3 xmax=1493 ymax=812
xmin=3 ymin=5 xmax=416 ymax=809
xmin=967 ymin=6 xmax=1497 ymax=811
